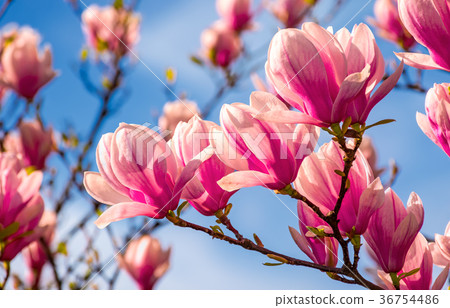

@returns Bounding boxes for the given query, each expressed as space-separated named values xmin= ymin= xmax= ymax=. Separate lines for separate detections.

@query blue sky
xmin=3 ymin=0 xmax=449 ymax=289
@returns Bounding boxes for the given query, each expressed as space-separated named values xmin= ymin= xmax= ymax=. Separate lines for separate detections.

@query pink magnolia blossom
xmin=396 ymin=0 xmax=450 ymax=71
xmin=172 ymin=116 xmax=236 ymax=216
xmin=4 ymin=121 xmax=55 ymax=170
xmin=289 ymin=203 xmax=339 ymax=267
xmin=81 ymin=5 xmax=140 ymax=55
xmin=216 ymin=0 xmax=253 ymax=32
xmin=429 ymin=222 xmax=450 ymax=267
xmin=364 ymin=188 xmax=424 ymax=273
xmin=84 ymin=123 xmax=211 ymax=228
xmin=295 ymin=141 xmax=385 ymax=235
xmin=201 ymin=22 xmax=242 ymax=68
xmin=0 ymin=154 xmax=44 ymax=262
xmin=158 ymin=100 xmax=200 ymax=139
xmin=370 ymin=0 xmax=416 ymax=50
xmin=22 ymin=211 xmax=57 ymax=288
xmin=0 ymin=27 xmax=56 ymax=100
xmin=416 ymin=83 xmax=450 ymax=157
xmin=215 ymin=92 xmax=319 ymax=192
xmin=261 ymin=23 xmax=403 ymax=126
xmin=118 ymin=235 xmax=170 ymax=290
xmin=378 ymin=234 xmax=449 ymax=290
xmin=271 ymin=0 xmax=317 ymax=29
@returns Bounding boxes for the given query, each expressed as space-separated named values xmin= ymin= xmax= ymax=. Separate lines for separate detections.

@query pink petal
xmin=363 ymin=61 xmax=404 ymax=120
xmin=95 ymin=202 xmax=162 ymax=229
xmin=432 ymin=265 xmax=450 ymax=290
xmin=217 ymin=170 xmax=278 ymax=192
xmin=354 ymin=177 xmax=385 ymax=234
xmin=395 ymin=52 xmax=446 ymax=71
xmin=417 ymin=112 xmax=441 ymax=144
xmin=254 ymin=110 xmax=326 ymax=126
xmin=331 ymin=64 xmax=371 ymax=123
xmin=289 ymin=226 xmax=316 ymax=263
xmin=84 ymin=172 xmax=132 ymax=205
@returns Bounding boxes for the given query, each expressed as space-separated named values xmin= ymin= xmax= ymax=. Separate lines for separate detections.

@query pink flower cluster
xmin=200 ymin=0 xmax=255 ymax=68
xmin=81 ymin=4 xmax=140 ymax=56
xmin=0 ymin=154 xmax=44 ymax=262
xmin=261 ymin=23 xmax=403 ymax=126
xmin=82 ymin=15 xmax=450 ymax=290
xmin=270 ymin=0 xmax=319 ymax=29
xmin=118 ymin=235 xmax=171 ymax=290
xmin=370 ymin=0 xmax=416 ymax=50
xmin=0 ymin=26 xmax=56 ymax=100
xmin=5 ymin=120 xmax=55 ymax=170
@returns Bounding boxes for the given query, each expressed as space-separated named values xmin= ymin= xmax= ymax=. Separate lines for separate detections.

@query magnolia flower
xmin=0 ymin=27 xmax=56 ymax=100
xmin=22 ymin=211 xmax=57 ymax=288
xmin=216 ymin=0 xmax=253 ymax=32
xmin=370 ymin=0 xmax=416 ymax=50
xmin=215 ymin=92 xmax=319 ymax=192
xmin=295 ymin=141 xmax=385 ymax=235
xmin=118 ymin=235 xmax=170 ymax=290
xmin=416 ymin=83 xmax=450 ymax=158
xmin=201 ymin=21 xmax=242 ymax=68
xmin=429 ymin=222 xmax=450 ymax=267
xmin=364 ymin=188 xmax=424 ymax=273
xmin=378 ymin=234 xmax=449 ymax=290
xmin=172 ymin=116 xmax=236 ymax=216
xmin=396 ymin=0 xmax=450 ymax=71
xmin=4 ymin=121 xmax=55 ymax=170
xmin=0 ymin=154 xmax=44 ymax=262
xmin=261 ymin=23 xmax=403 ymax=126
xmin=158 ymin=100 xmax=200 ymax=139
xmin=289 ymin=203 xmax=339 ymax=267
xmin=81 ymin=5 xmax=140 ymax=55
xmin=271 ymin=0 xmax=317 ymax=29
xmin=84 ymin=123 xmax=211 ymax=228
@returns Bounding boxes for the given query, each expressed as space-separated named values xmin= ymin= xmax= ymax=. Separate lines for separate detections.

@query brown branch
xmin=0 ymin=0 xmax=13 ymax=21
xmin=167 ymin=215 xmax=343 ymax=274
xmin=40 ymin=238 xmax=62 ymax=290
xmin=166 ymin=214 xmax=382 ymax=289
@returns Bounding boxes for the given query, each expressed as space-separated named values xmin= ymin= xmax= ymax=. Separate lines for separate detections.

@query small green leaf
xmin=69 ymin=282 xmax=78 ymax=290
xmin=176 ymin=201 xmax=188 ymax=217
xmin=334 ymin=170 xmax=346 ymax=177
xmin=113 ymin=0 xmax=123 ymax=9
xmin=306 ymin=226 xmax=327 ymax=238
xmin=253 ymin=233 xmax=264 ymax=247
xmin=25 ymin=166 xmax=37 ymax=175
xmin=57 ymin=242 xmax=68 ymax=256
xmin=267 ymin=254 xmax=288 ymax=263
xmin=0 ymin=222 xmax=20 ymax=241
xmin=165 ymin=67 xmax=177 ymax=84
xmin=80 ymin=48 xmax=88 ymax=61
xmin=263 ymin=262 xmax=284 ymax=266
xmin=330 ymin=123 xmax=342 ymax=136
xmin=210 ymin=225 xmax=224 ymax=235
xmin=364 ymin=119 xmax=396 ymax=131
xmin=224 ymin=203 xmax=233 ymax=216
xmin=398 ymin=267 xmax=420 ymax=280
xmin=190 ymin=55 xmax=204 ymax=66
xmin=341 ymin=117 xmax=352 ymax=135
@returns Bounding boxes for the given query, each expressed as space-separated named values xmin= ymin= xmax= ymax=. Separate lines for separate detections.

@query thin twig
xmin=40 ymin=238 xmax=62 ymax=290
